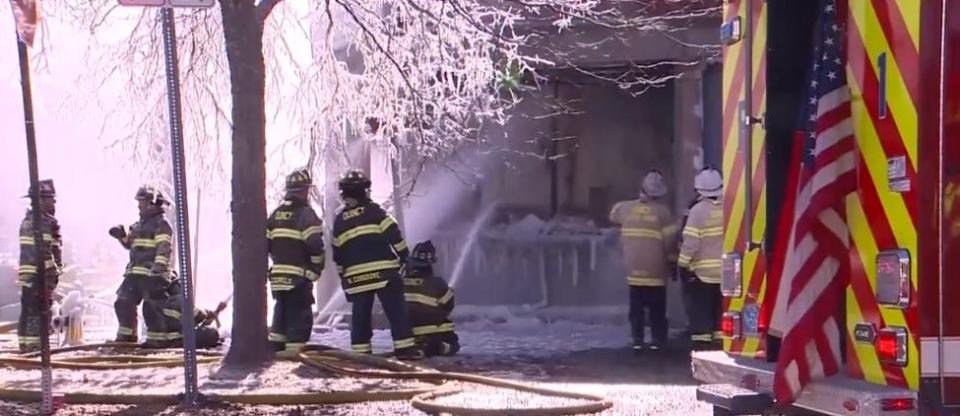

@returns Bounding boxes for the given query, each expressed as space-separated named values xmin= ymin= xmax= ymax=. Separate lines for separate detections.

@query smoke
xmin=0 ymin=11 xmax=312 ymax=321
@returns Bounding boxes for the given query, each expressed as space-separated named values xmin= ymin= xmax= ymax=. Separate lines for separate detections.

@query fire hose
xmin=0 ymin=343 xmax=613 ymax=415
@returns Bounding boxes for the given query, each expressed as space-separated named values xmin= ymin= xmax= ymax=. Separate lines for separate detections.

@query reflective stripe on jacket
xmin=332 ymin=200 xmax=408 ymax=295
xmin=609 ymin=198 xmax=677 ymax=286
xmin=678 ymin=198 xmax=723 ymax=284
xmin=267 ymin=199 xmax=325 ymax=292
xmin=17 ymin=210 xmax=62 ymax=288
xmin=120 ymin=208 xmax=173 ymax=279
xmin=404 ymin=269 xmax=455 ymax=335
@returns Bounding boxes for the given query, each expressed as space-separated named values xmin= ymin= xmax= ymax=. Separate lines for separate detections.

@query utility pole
xmin=12 ymin=18 xmax=54 ymax=416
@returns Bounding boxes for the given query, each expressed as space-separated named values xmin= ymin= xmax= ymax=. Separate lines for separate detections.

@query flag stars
xmin=825 ymin=37 xmax=834 ymax=46
xmin=826 ymin=4 xmax=835 ymax=13
xmin=827 ymin=71 xmax=837 ymax=80
xmin=832 ymin=24 xmax=840 ymax=32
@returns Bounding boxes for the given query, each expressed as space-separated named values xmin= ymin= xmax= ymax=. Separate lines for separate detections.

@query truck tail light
xmin=880 ymin=398 xmax=915 ymax=411
xmin=875 ymin=249 xmax=911 ymax=308
xmin=722 ymin=312 xmax=741 ymax=340
xmin=721 ymin=252 xmax=742 ymax=297
xmin=876 ymin=326 xmax=908 ymax=366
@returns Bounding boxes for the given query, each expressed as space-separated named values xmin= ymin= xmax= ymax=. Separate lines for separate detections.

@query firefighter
xmin=160 ymin=276 xmax=223 ymax=349
xmin=678 ymin=168 xmax=724 ymax=348
xmin=109 ymin=186 xmax=176 ymax=347
xmin=609 ymin=170 xmax=677 ymax=351
xmin=403 ymin=241 xmax=460 ymax=356
xmin=266 ymin=168 xmax=325 ymax=354
xmin=17 ymin=179 xmax=63 ymax=353
xmin=332 ymin=169 xmax=422 ymax=360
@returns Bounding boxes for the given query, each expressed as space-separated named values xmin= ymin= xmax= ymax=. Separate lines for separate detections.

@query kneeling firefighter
xmin=403 ymin=241 xmax=459 ymax=356
xmin=678 ymin=168 xmax=724 ymax=348
xmin=109 ymin=186 xmax=176 ymax=347
xmin=160 ymin=276 xmax=224 ymax=349
xmin=266 ymin=168 xmax=325 ymax=353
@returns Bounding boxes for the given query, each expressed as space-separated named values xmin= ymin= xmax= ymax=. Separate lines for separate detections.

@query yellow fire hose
xmin=0 ymin=343 xmax=613 ymax=414
xmin=298 ymin=350 xmax=613 ymax=415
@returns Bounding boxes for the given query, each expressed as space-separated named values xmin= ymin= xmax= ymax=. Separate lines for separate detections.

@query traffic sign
xmin=117 ymin=0 xmax=215 ymax=7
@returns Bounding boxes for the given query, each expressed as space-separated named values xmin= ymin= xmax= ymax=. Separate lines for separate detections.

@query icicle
xmin=473 ymin=243 xmax=483 ymax=275
xmin=557 ymin=247 xmax=564 ymax=285
xmin=538 ymin=248 xmax=548 ymax=307
xmin=589 ymin=238 xmax=597 ymax=271
xmin=572 ymin=245 xmax=579 ymax=287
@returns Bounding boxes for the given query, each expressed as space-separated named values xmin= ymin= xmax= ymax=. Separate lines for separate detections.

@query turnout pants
xmin=18 ymin=283 xmax=55 ymax=351
xmin=684 ymin=277 xmax=722 ymax=343
xmin=628 ymin=285 xmax=667 ymax=345
xmin=114 ymin=276 xmax=169 ymax=343
xmin=349 ymin=273 xmax=416 ymax=354
xmin=269 ymin=283 xmax=315 ymax=352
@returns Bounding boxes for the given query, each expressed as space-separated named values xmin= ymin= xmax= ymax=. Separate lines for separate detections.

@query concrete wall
xmin=477 ymin=80 xmax=678 ymax=224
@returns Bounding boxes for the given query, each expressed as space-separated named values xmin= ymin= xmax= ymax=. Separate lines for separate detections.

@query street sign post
xmin=117 ymin=0 xmax=214 ymax=406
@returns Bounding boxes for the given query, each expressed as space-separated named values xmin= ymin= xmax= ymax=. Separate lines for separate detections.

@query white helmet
xmin=640 ymin=170 xmax=667 ymax=198
xmin=694 ymin=168 xmax=723 ymax=198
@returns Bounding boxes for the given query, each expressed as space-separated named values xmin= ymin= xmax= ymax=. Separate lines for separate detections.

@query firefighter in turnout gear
xmin=266 ymin=168 xmax=325 ymax=353
xmin=609 ymin=170 xmax=677 ymax=351
xmin=332 ymin=169 xmax=422 ymax=360
xmin=109 ymin=186 xmax=176 ymax=347
xmin=403 ymin=241 xmax=460 ymax=356
xmin=678 ymin=168 xmax=724 ymax=348
xmin=161 ymin=276 xmax=223 ymax=349
xmin=17 ymin=179 xmax=63 ymax=353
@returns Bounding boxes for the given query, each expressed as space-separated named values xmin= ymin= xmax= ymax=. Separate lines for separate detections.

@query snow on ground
xmin=0 ymin=313 xmax=713 ymax=414
xmin=0 ymin=357 xmax=423 ymax=396
xmin=313 ymin=317 xmax=633 ymax=357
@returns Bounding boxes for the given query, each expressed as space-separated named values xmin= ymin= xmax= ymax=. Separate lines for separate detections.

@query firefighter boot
xmin=394 ymin=346 xmax=425 ymax=361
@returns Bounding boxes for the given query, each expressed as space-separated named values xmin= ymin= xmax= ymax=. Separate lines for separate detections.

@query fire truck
xmin=692 ymin=1 xmax=960 ymax=415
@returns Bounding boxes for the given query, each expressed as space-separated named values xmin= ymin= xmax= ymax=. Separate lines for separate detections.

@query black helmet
xmin=406 ymin=241 xmax=436 ymax=271
xmin=338 ymin=169 xmax=371 ymax=196
xmin=135 ymin=185 xmax=169 ymax=206
xmin=23 ymin=179 xmax=56 ymax=199
xmin=285 ymin=168 xmax=313 ymax=192
xmin=411 ymin=241 xmax=436 ymax=263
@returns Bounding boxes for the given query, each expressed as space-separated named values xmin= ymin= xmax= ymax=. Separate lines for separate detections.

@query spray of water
xmin=447 ymin=202 xmax=499 ymax=289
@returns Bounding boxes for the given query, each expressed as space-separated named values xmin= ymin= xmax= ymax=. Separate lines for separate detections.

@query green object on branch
xmin=498 ymin=61 xmax=524 ymax=91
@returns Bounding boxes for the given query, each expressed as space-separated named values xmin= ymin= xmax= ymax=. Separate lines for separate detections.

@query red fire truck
xmin=692 ymin=1 xmax=960 ymax=415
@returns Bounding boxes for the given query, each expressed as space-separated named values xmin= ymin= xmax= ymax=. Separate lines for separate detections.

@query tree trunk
xmin=220 ymin=0 xmax=272 ymax=366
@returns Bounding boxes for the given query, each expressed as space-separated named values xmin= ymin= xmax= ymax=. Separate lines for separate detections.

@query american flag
xmin=771 ymin=0 xmax=858 ymax=404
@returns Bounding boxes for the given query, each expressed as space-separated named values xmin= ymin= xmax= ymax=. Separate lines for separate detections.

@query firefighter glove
xmin=108 ymin=225 xmax=127 ymax=240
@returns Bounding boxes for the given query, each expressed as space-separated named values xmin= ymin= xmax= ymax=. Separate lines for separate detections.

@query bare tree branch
xmin=256 ymin=0 xmax=284 ymax=23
